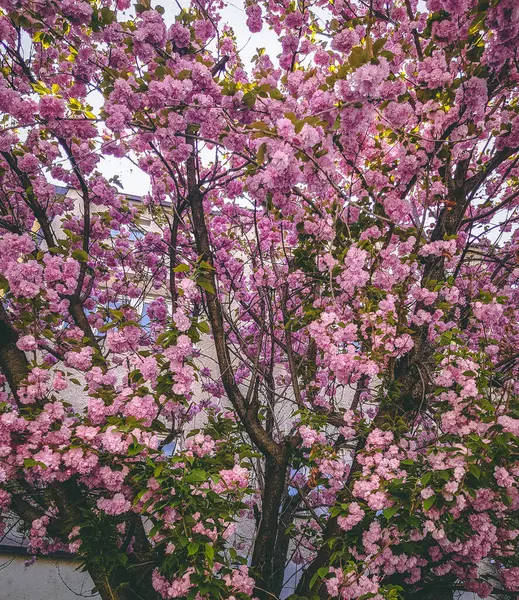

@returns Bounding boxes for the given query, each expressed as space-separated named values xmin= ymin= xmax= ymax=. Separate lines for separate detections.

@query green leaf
xmin=72 ymin=249 xmax=89 ymax=262
xmin=173 ymin=263 xmax=190 ymax=273
xmin=405 ymin=514 xmax=421 ymax=528
xmin=437 ymin=470 xmax=450 ymax=481
xmin=257 ymin=142 xmax=267 ymax=164
xmin=185 ymin=469 xmax=207 ymax=483
xmin=349 ymin=45 xmax=367 ymax=68
xmin=133 ymin=489 xmax=148 ymax=506
xmin=128 ymin=443 xmax=146 ymax=456
xmin=380 ymin=50 xmax=395 ymax=61
xmin=187 ymin=541 xmax=199 ymax=556
xmin=197 ymin=321 xmax=210 ymax=334
xmin=197 ymin=277 xmax=215 ymax=295
xmin=205 ymin=543 xmax=214 ymax=561
xmin=309 ymin=566 xmax=328 ymax=589
xmin=372 ymin=37 xmax=387 ymax=55
xmin=31 ymin=81 xmax=49 ymax=95
xmin=34 ymin=31 xmax=53 ymax=48
xmin=423 ymin=495 xmax=437 ymax=512
xmin=468 ymin=464 xmax=481 ymax=480
xmin=242 ymin=91 xmax=256 ymax=108
xmin=251 ymin=120 xmax=271 ymax=131
xmin=383 ymin=506 xmax=399 ymax=520
xmin=421 ymin=472 xmax=432 ymax=486
xmin=199 ymin=260 xmax=215 ymax=271
xmin=24 ymin=458 xmax=46 ymax=468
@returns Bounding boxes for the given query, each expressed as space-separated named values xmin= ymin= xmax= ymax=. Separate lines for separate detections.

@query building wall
xmin=0 ymin=553 xmax=100 ymax=600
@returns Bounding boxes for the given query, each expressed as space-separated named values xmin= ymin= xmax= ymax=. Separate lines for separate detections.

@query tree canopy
xmin=1 ymin=0 xmax=519 ymax=599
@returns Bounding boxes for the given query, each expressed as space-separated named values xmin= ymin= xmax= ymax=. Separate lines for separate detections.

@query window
xmin=108 ymin=226 xmax=146 ymax=241
xmin=157 ymin=434 xmax=177 ymax=457
xmin=129 ymin=218 xmax=150 ymax=242
xmin=35 ymin=227 xmax=46 ymax=248
xmin=129 ymin=226 xmax=145 ymax=242
xmin=287 ymin=467 xmax=302 ymax=497
xmin=161 ymin=441 xmax=177 ymax=457
xmin=140 ymin=302 xmax=151 ymax=329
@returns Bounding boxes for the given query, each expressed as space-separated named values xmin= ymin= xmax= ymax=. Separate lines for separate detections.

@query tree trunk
xmin=251 ymin=451 xmax=290 ymax=599
xmin=269 ymin=493 xmax=296 ymax=596
xmin=0 ymin=304 xmax=30 ymax=399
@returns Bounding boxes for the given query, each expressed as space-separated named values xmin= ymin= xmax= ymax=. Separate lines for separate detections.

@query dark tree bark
xmin=0 ymin=304 xmax=30 ymax=400
xmin=250 ymin=449 xmax=290 ymax=598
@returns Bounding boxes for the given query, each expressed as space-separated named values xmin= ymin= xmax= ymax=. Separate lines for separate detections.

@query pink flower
xmin=173 ymin=307 xmax=191 ymax=332
xmin=185 ymin=433 xmax=216 ymax=457
xmin=106 ymin=326 xmax=140 ymax=353
xmin=498 ymin=416 xmax=519 ymax=436
xmin=331 ymin=28 xmax=359 ymax=53
xmin=271 ymin=149 xmax=291 ymax=171
xmin=366 ymin=429 xmax=394 ymax=450
xmin=385 ymin=101 xmax=413 ymax=129
xmin=152 ymin=568 xmax=194 ymax=599
xmin=39 ymin=96 xmax=65 ymax=120
xmin=473 ymin=300 xmax=504 ymax=327
xmin=61 ymin=0 xmax=93 ymax=24
xmin=494 ymin=467 xmax=515 ymax=488
xmin=276 ymin=118 xmax=295 ymax=139
xmin=421 ymin=487 xmax=435 ymax=499
xmin=65 ymin=346 xmax=94 ymax=371
xmin=179 ymin=278 xmax=198 ymax=300
xmin=246 ymin=5 xmax=263 ymax=33
xmin=123 ymin=394 xmax=158 ymax=425
xmin=299 ymin=124 xmax=321 ymax=148
xmin=299 ymin=425 xmax=326 ymax=448
xmin=168 ymin=23 xmax=190 ymax=48
xmin=17 ymin=335 xmax=38 ymax=352
xmin=223 ymin=565 xmax=255 ymax=596
xmin=97 ymin=493 xmax=131 ymax=516
xmin=337 ymin=502 xmax=365 ymax=532
xmin=353 ymin=58 xmax=390 ymax=97
xmin=146 ymin=297 xmax=168 ymax=322
xmin=18 ymin=153 xmax=40 ymax=173
xmin=52 ymin=371 xmax=68 ymax=391
xmin=502 ymin=567 xmax=519 ymax=592
xmin=5 ymin=261 xmax=43 ymax=298
xmin=214 ymin=465 xmax=249 ymax=493
xmin=68 ymin=526 xmax=82 ymax=553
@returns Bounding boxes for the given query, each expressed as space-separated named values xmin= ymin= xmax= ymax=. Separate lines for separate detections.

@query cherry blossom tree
xmin=1 ymin=0 xmax=519 ymax=599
